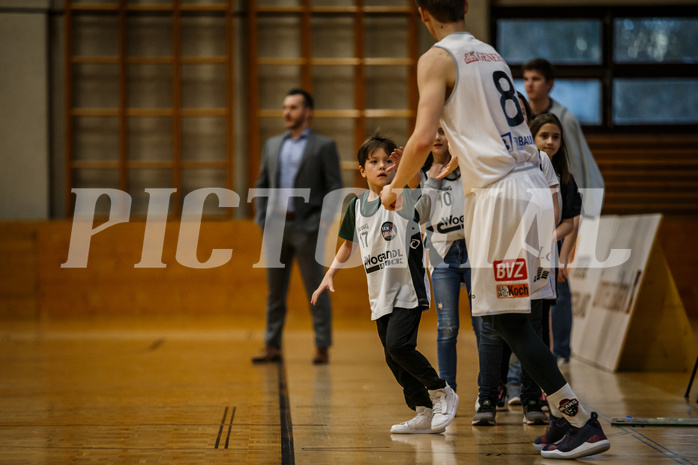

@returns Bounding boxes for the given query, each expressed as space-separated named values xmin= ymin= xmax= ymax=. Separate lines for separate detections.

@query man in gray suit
xmin=252 ymin=88 xmax=343 ymax=364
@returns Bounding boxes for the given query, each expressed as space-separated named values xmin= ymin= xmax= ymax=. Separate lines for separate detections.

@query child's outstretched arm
xmin=311 ymin=240 xmax=354 ymax=305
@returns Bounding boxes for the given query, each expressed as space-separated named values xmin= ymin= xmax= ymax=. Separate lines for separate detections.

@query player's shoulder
xmin=418 ymin=47 xmax=455 ymax=82
xmin=419 ymin=45 xmax=453 ymax=66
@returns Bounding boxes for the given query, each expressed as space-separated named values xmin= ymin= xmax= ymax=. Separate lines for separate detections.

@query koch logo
xmin=496 ymin=284 xmax=530 ymax=299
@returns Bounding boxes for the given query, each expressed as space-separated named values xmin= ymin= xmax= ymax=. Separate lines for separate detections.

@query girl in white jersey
xmin=420 ymin=128 xmax=477 ymax=393
xmin=312 ymin=135 xmax=459 ymax=435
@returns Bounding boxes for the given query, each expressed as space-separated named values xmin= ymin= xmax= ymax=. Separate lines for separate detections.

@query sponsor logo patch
xmin=464 ymin=51 xmax=505 ymax=64
xmin=533 ymin=267 xmax=550 ymax=283
xmin=435 ymin=215 xmax=465 ymax=234
xmin=496 ymin=284 xmax=529 ymax=298
xmin=381 ymin=221 xmax=396 ymax=241
xmin=493 ymin=258 xmax=528 ymax=282
xmin=363 ymin=250 xmax=404 ymax=274
xmin=559 ymin=398 xmax=579 ymax=417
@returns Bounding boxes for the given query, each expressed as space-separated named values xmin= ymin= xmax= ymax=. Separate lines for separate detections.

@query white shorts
xmin=463 ymin=164 xmax=555 ymax=316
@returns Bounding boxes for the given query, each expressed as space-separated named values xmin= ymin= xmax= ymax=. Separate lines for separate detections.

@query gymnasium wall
xmin=0 ymin=220 xmax=370 ymax=320
xmin=0 ymin=1 xmax=50 ymax=219
xmin=1 ymin=217 xmax=696 ymax=322
xmin=1 ymin=1 xmax=697 ymax=326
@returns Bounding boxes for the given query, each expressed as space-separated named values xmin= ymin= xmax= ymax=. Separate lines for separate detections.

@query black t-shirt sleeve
xmin=338 ymin=197 xmax=357 ymax=242
xmin=560 ymin=175 xmax=582 ymax=220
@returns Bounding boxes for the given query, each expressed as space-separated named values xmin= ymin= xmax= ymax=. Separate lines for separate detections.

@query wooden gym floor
xmin=1 ymin=312 xmax=697 ymax=464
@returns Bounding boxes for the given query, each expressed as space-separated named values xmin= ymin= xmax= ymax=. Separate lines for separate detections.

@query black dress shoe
xmin=252 ymin=345 xmax=282 ymax=363
xmin=312 ymin=347 xmax=329 ymax=365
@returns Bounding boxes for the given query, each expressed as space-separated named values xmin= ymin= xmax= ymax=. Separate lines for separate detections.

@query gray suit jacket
xmin=254 ymin=129 xmax=343 ymax=233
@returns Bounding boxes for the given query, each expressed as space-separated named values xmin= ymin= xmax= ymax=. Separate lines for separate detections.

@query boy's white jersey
xmin=340 ymin=192 xmax=431 ymax=321
xmin=434 ymin=33 xmax=539 ymax=192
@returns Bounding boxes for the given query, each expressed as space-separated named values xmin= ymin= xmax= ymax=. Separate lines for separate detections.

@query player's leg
xmin=376 ymin=313 xmax=443 ymax=434
xmin=430 ymin=244 xmax=462 ymax=392
xmin=520 ymin=300 xmax=547 ymax=425
xmin=490 ymin=313 xmax=610 ymax=459
xmin=384 ymin=306 xmax=459 ymax=431
xmin=551 ymin=278 xmax=573 ymax=363
xmin=473 ymin=318 xmax=504 ymax=426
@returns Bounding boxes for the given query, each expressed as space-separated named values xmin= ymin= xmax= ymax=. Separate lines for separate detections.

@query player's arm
xmin=554 ymin=217 xmax=574 ymax=244
xmin=558 ymin=215 xmax=580 ymax=282
xmin=388 ymin=146 xmax=422 ymax=188
xmin=551 ymin=187 xmax=560 ymax=227
xmin=311 ymin=240 xmax=354 ymax=305
xmin=381 ymin=48 xmax=453 ymax=209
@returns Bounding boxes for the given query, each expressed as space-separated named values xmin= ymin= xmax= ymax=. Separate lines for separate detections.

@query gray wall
xmin=0 ymin=0 xmax=50 ymax=219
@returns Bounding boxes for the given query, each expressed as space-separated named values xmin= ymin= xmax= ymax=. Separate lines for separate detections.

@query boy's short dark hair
xmin=522 ymin=58 xmax=555 ymax=82
xmin=287 ymin=88 xmax=314 ymax=110
xmin=357 ymin=134 xmax=397 ymax=168
xmin=415 ymin=0 xmax=465 ymax=23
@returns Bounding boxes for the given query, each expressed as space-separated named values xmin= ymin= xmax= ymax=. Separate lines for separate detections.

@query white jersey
xmin=539 ymin=151 xmax=561 ymax=224
xmin=434 ymin=33 xmax=540 ymax=192
xmin=421 ymin=168 xmax=466 ymax=260
xmin=531 ymin=151 xmax=561 ymax=300
xmin=339 ymin=191 xmax=431 ymax=321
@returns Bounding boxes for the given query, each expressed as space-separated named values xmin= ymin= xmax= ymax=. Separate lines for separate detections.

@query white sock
xmin=546 ymin=383 xmax=590 ymax=428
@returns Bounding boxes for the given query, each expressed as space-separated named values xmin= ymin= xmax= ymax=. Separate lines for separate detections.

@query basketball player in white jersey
xmin=380 ymin=0 xmax=609 ymax=459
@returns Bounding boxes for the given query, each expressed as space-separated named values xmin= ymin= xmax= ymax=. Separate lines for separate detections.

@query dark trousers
xmin=264 ymin=222 xmax=332 ymax=349
xmin=483 ymin=313 xmax=566 ymax=397
xmin=376 ymin=307 xmax=446 ymax=410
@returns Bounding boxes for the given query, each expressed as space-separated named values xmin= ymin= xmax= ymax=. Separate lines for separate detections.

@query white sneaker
xmin=429 ymin=384 xmax=459 ymax=431
xmin=391 ymin=406 xmax=445 ymax=434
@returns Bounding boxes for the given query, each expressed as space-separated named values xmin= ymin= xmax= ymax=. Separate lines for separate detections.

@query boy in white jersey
xmin=379 ymin=0 xmax=609 ymax=459
xmin=311 ymin=135 xmax=459 ymax=435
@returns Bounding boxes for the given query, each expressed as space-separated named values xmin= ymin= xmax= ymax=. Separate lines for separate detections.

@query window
xmin=614 ymin=18 xmax=698 ymax=64
xmin=498 ymin=19 xmax=601 ymax=65
xmin=493 ymin=6 xmax=698 ymax=131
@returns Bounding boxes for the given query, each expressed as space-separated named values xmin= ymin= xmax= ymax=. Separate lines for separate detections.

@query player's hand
xmin=311 ymin=276 xmax=334 ymax=305
xmin=380 ymin=185 xmax=403 ymax=211
xmin=558 ymin=264 xmax=569 ymax=282
xmin=386 ymin=146 xmax=404 ymax=173
xmin=435 ymin=156 xmax=458 ymax=179
xmin=428 ymin=163 xmax=445 ymax=179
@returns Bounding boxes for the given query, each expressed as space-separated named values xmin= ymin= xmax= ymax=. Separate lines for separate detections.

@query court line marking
xmin=278 ymin=361 xmax=295 ymax=465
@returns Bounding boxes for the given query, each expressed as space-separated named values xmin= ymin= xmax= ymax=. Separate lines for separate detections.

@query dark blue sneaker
xmin=533 ymin=415 xmax=570 ymax=451
xmin=541 ymin=412 xmax=610 ymax=459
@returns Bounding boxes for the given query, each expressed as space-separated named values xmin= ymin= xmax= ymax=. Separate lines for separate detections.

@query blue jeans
xmin=551 ymin=278 xmax=572 ymax=360
xmin=429 ymin=239 xmax=474 ymax=392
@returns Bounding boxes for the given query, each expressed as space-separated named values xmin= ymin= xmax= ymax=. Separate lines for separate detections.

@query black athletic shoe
xmin=523 ymin=399 xmax=549 ymax=425
xmin=472 ymin=399 xmax=496 ymax=426
xmin=533 ymin=414 xmax=571 ymax=451
xmin=541 ymin=412 xmax=610 ymax=459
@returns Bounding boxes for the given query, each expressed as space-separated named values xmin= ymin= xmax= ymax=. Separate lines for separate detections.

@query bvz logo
xmin=493 ymin=259 xmax=528 ymax=282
